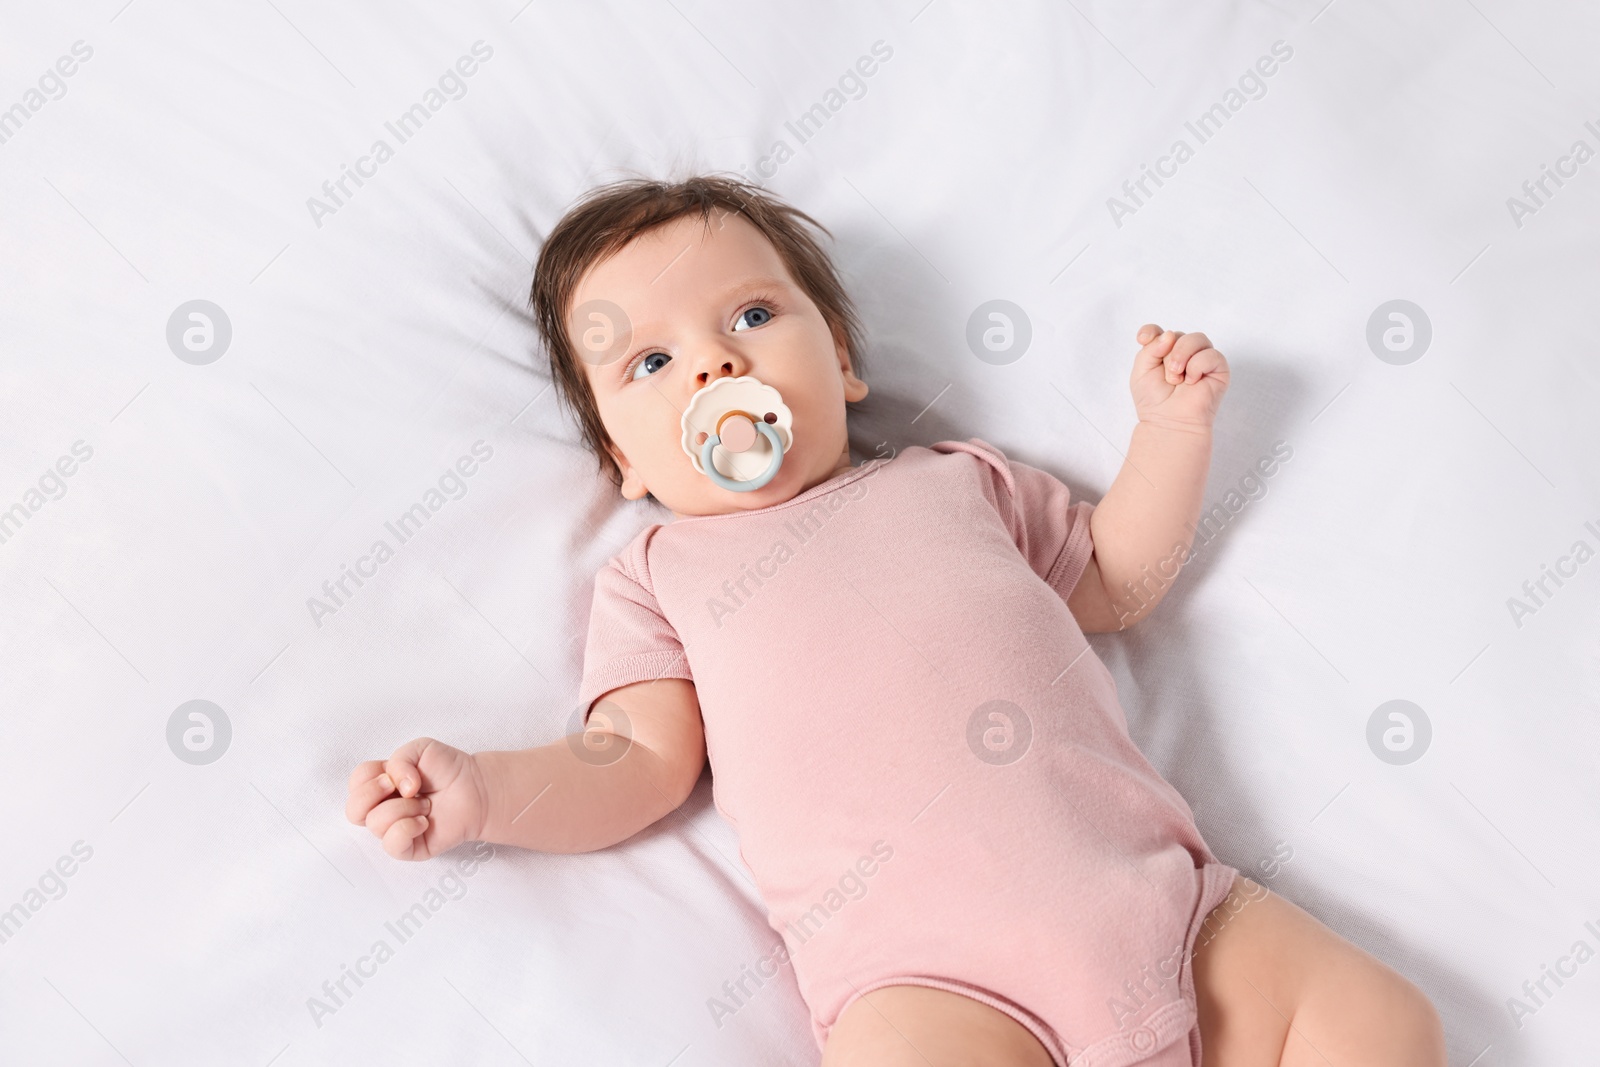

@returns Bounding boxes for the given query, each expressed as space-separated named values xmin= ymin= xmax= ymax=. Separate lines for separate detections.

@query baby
xmin=346 ymin=176 xmax=1446 ymax=1065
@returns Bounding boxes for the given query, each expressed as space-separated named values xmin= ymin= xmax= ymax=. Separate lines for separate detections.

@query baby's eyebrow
xmin=719 ymin=275 xmax=791 ymax=298
xmin=627 ymin=277 xmax=793 ymax=337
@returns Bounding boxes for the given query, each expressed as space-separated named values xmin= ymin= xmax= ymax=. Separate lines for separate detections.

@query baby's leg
xmin=821 ymin=985 xmax=1053 ymax=1067
xmin=1193 ymin=877 xmax=1446 ymax=1066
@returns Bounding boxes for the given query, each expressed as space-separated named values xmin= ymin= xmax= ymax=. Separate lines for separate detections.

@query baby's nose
xmin=695 ymin=360 xmax=737 ymax=387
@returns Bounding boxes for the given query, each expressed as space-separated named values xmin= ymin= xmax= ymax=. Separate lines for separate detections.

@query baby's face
xmin=571 ymin=211 xmax=868 ymax=517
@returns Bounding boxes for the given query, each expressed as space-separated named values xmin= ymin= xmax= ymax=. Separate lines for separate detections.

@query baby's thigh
xmin=1192 ymin=877 xmax=1445 ymax=1067
xmin=821 ymin=985 xmax=1053 ymax=1067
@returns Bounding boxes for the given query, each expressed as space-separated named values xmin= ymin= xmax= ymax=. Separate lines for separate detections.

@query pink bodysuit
xmin=578 ymin=439 xmax=1238 ymax=1066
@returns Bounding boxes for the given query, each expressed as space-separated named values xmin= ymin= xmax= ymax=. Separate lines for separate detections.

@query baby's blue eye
xmin=734 ymin=306 xmax=773 ymax=331
xmin=630 ymin=352 xmax=671 ymax=381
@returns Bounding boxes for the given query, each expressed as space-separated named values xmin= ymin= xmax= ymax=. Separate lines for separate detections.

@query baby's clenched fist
xmin=346 ymin=737 xmax=492 ymax=861
xmin=1129 ymin=323 xmax=1230 ymax=431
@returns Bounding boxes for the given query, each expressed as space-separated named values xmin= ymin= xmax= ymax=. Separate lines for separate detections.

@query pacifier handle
xmin=700 ymin=420 xmax=784 ymax=492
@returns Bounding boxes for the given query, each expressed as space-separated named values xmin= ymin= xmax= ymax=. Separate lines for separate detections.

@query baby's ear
xmin=609 ymin=443 xmax=651 ymax=500
xmin=834 ymin=326 xmax=868 ymax=402
xmin=842 ymin=365 xmax=869 ymax=403
xmin=619 ymin=468 xmax=650 ymax=501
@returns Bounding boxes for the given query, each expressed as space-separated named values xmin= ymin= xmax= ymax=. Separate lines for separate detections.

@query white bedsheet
xmin=3 ymin=1 xmax=1597 ymax=1063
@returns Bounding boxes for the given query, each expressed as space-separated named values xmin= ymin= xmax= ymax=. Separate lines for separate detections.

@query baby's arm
xmin=477 ymin=679 xmax=706 ymax=852
xmin=346 ymin=678 xmax=706 ymax=858
xmin=1066 ymin=324 xmax=1230 ymax=633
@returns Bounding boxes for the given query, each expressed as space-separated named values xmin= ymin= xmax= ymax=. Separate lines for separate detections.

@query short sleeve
xmin=933 ymin=438 xmax=1097 ymax=601
xmin=576 ymin=536 xmax=693 ymax=715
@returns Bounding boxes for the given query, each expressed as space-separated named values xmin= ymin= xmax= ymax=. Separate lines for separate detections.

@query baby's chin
xmin=657 ymin=447 xmax=839 ymax=518
xmin=662 ymin=478 xmax=807 ymax=519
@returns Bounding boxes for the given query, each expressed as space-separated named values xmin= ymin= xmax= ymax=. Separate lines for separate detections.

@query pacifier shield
xmin=680 ymin=376 xmax=794 ymax=483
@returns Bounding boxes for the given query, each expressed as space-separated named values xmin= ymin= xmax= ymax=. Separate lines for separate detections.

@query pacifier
xmin=680 ymin=376 xmax=793 ymax=493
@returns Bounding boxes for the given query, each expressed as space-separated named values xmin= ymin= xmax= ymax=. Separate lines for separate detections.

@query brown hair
xmin=530 ymin=174 xmax=867 ymax=487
